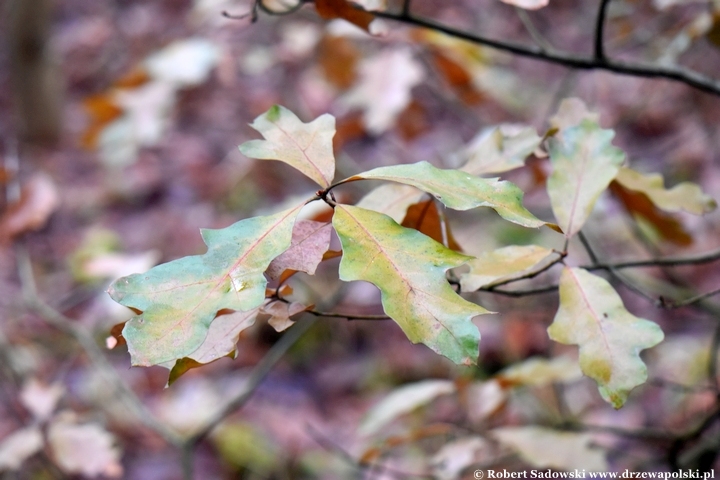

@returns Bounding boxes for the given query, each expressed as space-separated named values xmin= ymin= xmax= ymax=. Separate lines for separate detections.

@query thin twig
xmin=307 ymin=309 xmax=390 ymax=321
xmin=515 ymin=7 xmax=553 ymax=52
xmin=367 ymin=8 xmax=720 ymax=97
xmin=583 ymin=247 xmax=720 ymax=270
xmin=578 ymin=231 xmax=659 ymax=305
xmin=594 ymin=0 xmax=612 ymax=61
xmin=475 ymin=250 xmax=566 ymax=291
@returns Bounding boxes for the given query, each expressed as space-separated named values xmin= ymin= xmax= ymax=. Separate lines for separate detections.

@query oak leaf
xmin=333 ymin=205 xmax=489 ymax=365
xmin=547 ymin=267 xmax=664 ymax=408
xmin=240 ymin=106 xmax=336 ymax=188
xmin=108 ymin=205 xmax=302 ymax=366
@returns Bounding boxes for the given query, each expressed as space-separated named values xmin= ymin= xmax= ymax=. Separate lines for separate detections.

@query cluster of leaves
xmin=109 ymin=98 xmax=715 ymax=410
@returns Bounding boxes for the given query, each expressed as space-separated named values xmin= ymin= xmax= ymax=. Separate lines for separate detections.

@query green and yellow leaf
xmin=460 ymin=245 xmax=554 ymax=291
xmin=547 ymin=267 xmax=664 ymax=408
xmin=547 ymin=120 xmax=625 ymax=238
xmin=614 ymin=166 xmax=717 ymax=215
xmin=239 ymin=105 xmax=336 ymax=188
xmin=108 ymin=205 xmax=302 ymax=367
xmin=346 ymin=162 xmax=544 ymax=228
xmin=333 ymin=205 xmax=489 ymax=365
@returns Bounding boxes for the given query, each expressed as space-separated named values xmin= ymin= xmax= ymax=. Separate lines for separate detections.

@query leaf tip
xmin=266 ymin=104 xmax=282 ymax=122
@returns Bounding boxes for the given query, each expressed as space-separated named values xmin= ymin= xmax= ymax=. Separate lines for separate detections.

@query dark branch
xmin=594 ymin=0 xmax=612 ymax=61
xmin=369 ymin=8 xmax=720 ymax=97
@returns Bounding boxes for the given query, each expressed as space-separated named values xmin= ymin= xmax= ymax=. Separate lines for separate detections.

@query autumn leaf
xmin=355 ymin=183 xmax=426 ymax=223
xmin=333 ymin=205 xmax=489 ymax=365
xmin=167 ymin=308 xmax=260 ymax=385
xmin=342 ymin=48 xmax=425 ymax=134
xmin=548 ymin=97 xmax=599 ymax=131
xmin=315 ymin=0 xmax=376 ymax=32
xmin=239 ymin=105 xmax=336 ymax=188
xmin=614 ymin=166 xmax=717 ymax=215
xmin=358 ymin=380 xmax=456 ymax=435
xmin=460 ymin=245 xmax=555 ymax=292
xmin=495 ymin=355 xmax=583 ymax=387
xmin=610 ymin=181 xmax=693 ymax=245
xmin=492 ymin=426 xmax=608 ymax=471
xmin=459 ymin=124 xmax=542 ymax=175
xmin=265 ymin=220 xmax=332 ymax=280
xmin=261 ymin=300 xmax=309 ymax=332
xmin=547 ymin=267 xmax=664 ymax=408
xmin=347 ymin=161 xmax=544 ymax=228
xmin=547 ymin=120 xmax=625 ymax=238
xmin=108 ymin=205 xmax=302 ymax=366
xmin=401 ymin=199 xmax=463 ymax=251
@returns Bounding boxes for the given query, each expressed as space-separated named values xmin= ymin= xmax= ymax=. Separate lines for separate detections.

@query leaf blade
xmin=547 ymin=267 xmax=664 ymax=408
xmin=239 ymin=105 xmax=336 ymax=188
xmin=547 ymin=120 xmax=625 ymax=238
xmin=348 ymin=162 xmax=544 ymax=228
xmin=108 ymin=205 xmax=302 ymax=366
xmin=333 ymin=205 xmax=488 ymax=365
xmin=614 ymin=166 xmax=717 ymax=215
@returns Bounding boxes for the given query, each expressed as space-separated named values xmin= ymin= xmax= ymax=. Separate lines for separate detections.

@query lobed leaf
xmin=239 ymin=105 xmax=336 ymax=188
xmin=346 ymin=161 xmax=544 ymax=228
xmin=547 ymin=120 xmax=625 ymax=238
xmin=614 ymin=166 xmax=717 ymax=215
xmin=333 ymin=205 xmax=489 ymax=365
xmin=108 ymin=205 xmax=302 ymax=367
xmin=547 ymin=267 xmax=664 ymax=408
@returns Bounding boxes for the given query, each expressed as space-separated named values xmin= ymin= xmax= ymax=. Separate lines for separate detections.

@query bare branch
xmin=367 ymin=9 xmax=720 ymax=96
xmin=594 ymin=0 xmax=612 ymax=61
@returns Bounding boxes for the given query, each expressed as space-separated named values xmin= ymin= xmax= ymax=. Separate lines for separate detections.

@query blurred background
xmin=2 ymin=0 xmax=720 ymax=478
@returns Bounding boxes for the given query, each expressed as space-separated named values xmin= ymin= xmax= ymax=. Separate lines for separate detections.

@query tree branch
xmin=369 ymin=7 xmax=720 ymax=97
xmin=594 ymin=0 xmax=612 ymax=61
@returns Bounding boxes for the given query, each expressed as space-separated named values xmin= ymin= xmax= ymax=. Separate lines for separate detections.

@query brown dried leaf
xmin=401 ymin=199 xmax=462 ymax=251
xmin=260 ymin=300 xmax=310 ymax=332
xmin=610 ymin=181 xmax=693 ymax=245
xmin=430 ymin=50 xmax=484 ymax=105
xmin=315 ymin=0 xmax=376 ymax=32
xmin=318 ymin=35 xmax=360 ymax=89
xmin=266 ymin=220 xmax=332 ymax=280
xmin=0 ymin=173 xmax=59 ymax=242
